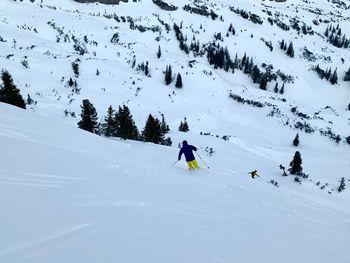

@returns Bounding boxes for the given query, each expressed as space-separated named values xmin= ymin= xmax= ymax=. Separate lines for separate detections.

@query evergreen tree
xmin=102 ymin=105 xmax=116 ymax=137
xmin=325 ymin=27 xmax=329 ymax=37
xmin=145 ymin=61 xmax=149 ymax=76
xmin=348 ymin=103 xmax=350 ymax=111
xmin=223 ymin=47 xmax=232 ymax=72
xmin=330 ymin=68 xmax=338 ymax=85
xmin=0 ymin=70 xmax=26 ymax=109
xmin=157 ymin=45 xmax=162 ymax=59
xmin=165 ymin=65 xmax=173 ymax=85
xmin=280 ymin=39 xmax=285 ymax=50
xmin=175 ymin=73 xmax=183 ymax=88
xmin=337 ymin=177 xmax=346 ymax=193
xmin=286 ymin=42 xmax=295 ymax=58
xmin=77 ymin=99 xmax=99 ymax=133
xmin=233 ymin=53 xmax=239 ymax=69
xmin=72 ymin=61 xmax=79 ymax=78
xmin=142 ymin=114 xmax=164 ymax=144
xmin=259 ymin=73 xmax=267 ymax=90
xmin=240 ymin=53 xmax=247 ymax=70
xmin=178 ymin=117 xmax=189 ymax=132
xmin=325 ymin=68 xmax=331 ymax=80
xmin=344 ymin=67 xmax=350 ymax=81
xmin=280 ymin=83 xmax=285 ymax=94
xmin=289 ymin=151 xmax=303 ymax=175
xmin=68 ymin=78 xmax=75 ymax=87
xmin=27 ymin=94 xmax=34 ymax=105
xmin=160 ymin=114 xmax=170 ymax=134
xmin=115 ymin=105 xmax=139 ymax=140
xmin=163 ymin=137 xmax=172 ymax=146
xmin=274 ymin=82 xmax=279 ymax=93
xmin=251 ymin=65 xmax=260 ymax=84
xmin=293 ymin=133 xmax=299 ymax=147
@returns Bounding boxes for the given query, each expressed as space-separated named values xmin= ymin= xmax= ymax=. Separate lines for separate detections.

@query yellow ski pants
xmin=187 ymin=160 xmax=200 ymax=170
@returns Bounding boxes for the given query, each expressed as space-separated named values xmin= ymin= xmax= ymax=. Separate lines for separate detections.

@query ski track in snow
xmin=0 ymin=223 xmax=91 ymax=257
xmin=0 ymin=170 xmax=83 ymax=188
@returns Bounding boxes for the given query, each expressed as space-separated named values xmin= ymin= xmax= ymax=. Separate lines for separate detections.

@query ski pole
xmin=172 ymin=160 xmax=179 ymax=165
xmin=195 ymin=152 xmax=210 ymax=169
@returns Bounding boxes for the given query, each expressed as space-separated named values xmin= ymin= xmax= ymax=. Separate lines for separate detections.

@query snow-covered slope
xmin=1 ymin=102 xmax=350 ymax=263
xmin=1 ymin=0 xmax=350 ymax=262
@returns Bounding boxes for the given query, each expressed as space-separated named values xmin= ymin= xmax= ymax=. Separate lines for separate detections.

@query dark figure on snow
xmin=178 ymin=140 xmax=200 ymax=170
xmin=249 ymin=170 xmax=259 ymax=179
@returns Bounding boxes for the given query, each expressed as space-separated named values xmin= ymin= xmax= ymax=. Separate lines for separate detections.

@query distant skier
xmin=178 ymin=140 xmax=200 ymax=170
xmin=249 ymin=170 xmax=259 ymax=179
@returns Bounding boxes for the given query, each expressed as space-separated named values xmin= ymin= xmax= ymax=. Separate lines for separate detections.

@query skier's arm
xmin=192 ymin=145 xmax=197 ymax=151
xmin=178 ymin=149 xmax=183 ymax=160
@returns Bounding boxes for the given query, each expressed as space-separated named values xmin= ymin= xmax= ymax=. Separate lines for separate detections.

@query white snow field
xmin=1 ymin=0 xmax=350 ymax=262
xmin=1 ymin=101 xmax=350 ymax=263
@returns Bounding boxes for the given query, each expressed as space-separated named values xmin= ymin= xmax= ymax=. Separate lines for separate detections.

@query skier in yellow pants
xmin=178 ymin=140 xmax=201 ymax=170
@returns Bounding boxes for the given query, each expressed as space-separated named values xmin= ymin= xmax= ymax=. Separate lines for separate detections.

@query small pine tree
xmin=259 ymin=74 xmax=268 ymax=90
xmin=77 ymin=99 xmax=99 ymax=133
xmin=325 ymin=68 xmax=332 ymax=80
xmin=280 ymin=83 xmax=285 ymax=94
xmin=289 ymin=151 xmax=303 ymax=175
xmin=68 ymin=78 xmax=75 ymax=87
xmin=0 ymin=70 xmax=26 ymax=109
xmin=348 ymin=103 xmax=350 ymax=111
xmin=157 ymin=45 xmax=162 ymax=59
xmin=175 ymin=73 xmax=183 ymax=88
xmin=145 ymin=61 xmax=149 ymax=76
xmin=102 ymin=105 xmax=116 ymax=137
xmin=178 ymin=117 xmax=189 ymax=132
xmin=274 ymin=82 xmax=279 ymax=93
xmin=142 ymin=114 xmax=164 ymax=144
xmin=163 ymin=137 xmax=172 ymax=146
xmin=72 ymin=61 xmax=79 ymax=78
xmin=330 ymin=69 xmax=338 ymax=85
xmin=280 ymin=39 xmax=285 ymax=50
xmin=27 ymin=94 xmax=34 ymax=105
xmin=96 ymin=69 xmax=100 ymax=76
xmin=286 ymin=42 xmax=294 ymax=58
xmin=160 ymin=114 xmax=170 ymax=134
xmin=293 ymin=133 xmax=299 ymax=146
xmin=344 ymin=67 xmax=350 ymax=81
xmin=165 ymin=65 xmax=173 ymax=85
xmin=337 ymin=177 xmax=346 ymax=192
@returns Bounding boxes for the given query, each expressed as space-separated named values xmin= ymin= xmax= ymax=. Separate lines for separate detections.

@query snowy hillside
xmin=1 ymin=0 xmax=350 ymax=262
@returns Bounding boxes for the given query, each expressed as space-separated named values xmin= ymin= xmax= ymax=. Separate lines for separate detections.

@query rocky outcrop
xmin=73 ymin=0 xmax=128 ymax=5
xmin=152 ymin=0 xmax=178 ymax=11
